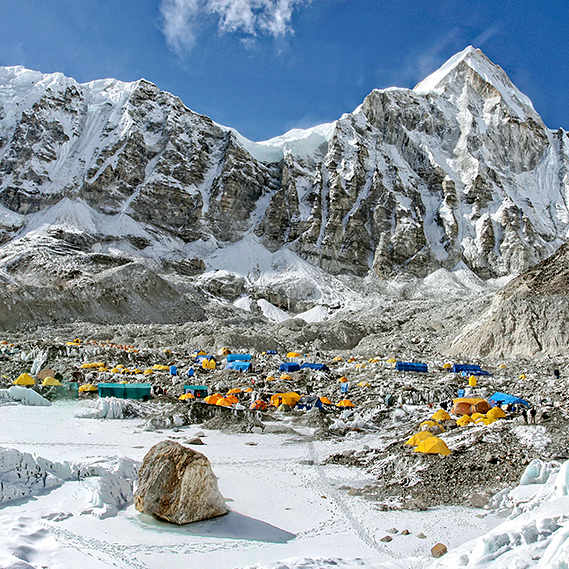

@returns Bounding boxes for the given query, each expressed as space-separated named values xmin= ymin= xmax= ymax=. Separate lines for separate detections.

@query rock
xmin=184 ymin=437 xmax=204 ymax=445
xmin=417 ymin=533 xmax=427 ymax=539
xmin=469 ymin=493 xmax=488 ymax=508
xmin=134 ymin=441 xmax=227 ymax=525
xmin=386 ymin=527 xmax=398 ymax=534
xmin=251 ymin=426 xmax=263 ymax=434
xmin=413 ymin=497 xmax=429 ymax=511
xmin=299 ymin=459 xmax=314 ymax=465
xmin=485 ymin=453 xmax=497 ymax=464
xmin=380 ymin=535 xmax=393 ymax=542
xmin=401 ymin=529 xmax=410 ymax=535
xmin=431 ymin=543 xmax=448 ymax=558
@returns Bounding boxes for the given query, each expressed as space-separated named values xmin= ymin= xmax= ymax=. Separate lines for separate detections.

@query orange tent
xmin=204 ymin=393 xmax=223 ymax=404
xmin=250 ymin=400 xmax=268 ymax=411
xmin=337 ymin=399 xmax=355 ymax=408
xmin=451 ymin=397 xmax=491 ymax=417
xmin=227 ymin=388 xmax=243 ymax=395
xmin=320 ymin=397 xmax=333 ymax=405
xmin=215 ymin=397 xmax=233 ymax=407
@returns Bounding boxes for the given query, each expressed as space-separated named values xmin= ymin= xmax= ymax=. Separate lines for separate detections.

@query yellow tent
xmin=338 ymin=376 xmax=348 ymax=383
xmin=519 ymin=374 xmax=527 ymax=380
xmin=178 ymin=393 xmax=195 ymax=400
xmin=442 ymin=363 xmax=452 ymax=369
xmin=266 ymin=375 xmax=276 ymax=382
xmin=320 ymin=396 xmax=333 ymax=405
xmin=79 ymin=383 xmax=98 ymax=392
xmin=456 ymin=415 xmax=475 ymax=426
xmin=475 ymin=417 xmax=495 ymax=425
xmin=358 ymin=381 xmax=370 ymax=387
xmin=420 ymin=420 xmax=444 ymax=431
xmin=192 ymin=350 xmax=206 ymax=357
xmin=280 ymin=374 xmax=292 ymax=380
xmin=204 ymin=393 xmax=223 ymax=404
xmin=215 ymin=397 xmax=233 ymax=407
xmin=332 ymin=356 xmax=343 ymax=362
xmin=487 ymin=406 xmax=506 ymax=420
xmin=337 ymin=399 xmax=355 ymax=408
xmin=270 ymin=392 xmax=301 ymax=407
xmin=227 ymin=388 xmax=242 ymax=395
xmin=404 ymin=431 xmax=433 ymax=446
xmin=202 ymin=358 xmax=216 ymax=370
xmin=217 ymin=347 xmax=231 ymax=356
xmin=386 ymin=358 xmax=397 ymax=364
xmin=498 ymin=364 xmax=507 ymax=369
xmin=414 ymin=436 xmax=451 ymax=456
xmin=143 ymin=369 xmax=154 ymax=375
xmin=368 ymin=358 xmax=380 ymax=363
xmin=347 ymin=357 xmax=357 ymax=363
xmin=152 ymin=364 xmax=170 ymax=371
xmin=471 ymin=413 xmax=486 ymax=421
xmin=42 ymin=377 xmax=62 ymax=387
xmin=14 ymin=373 xmax=34 ymax=385
xmin=226 ymin=395 xmax=239 ymax=404
xmin=287 ymin=352 xmax=301 ymax=358
xmin=432 ymin=409 xmax=451 ymax=422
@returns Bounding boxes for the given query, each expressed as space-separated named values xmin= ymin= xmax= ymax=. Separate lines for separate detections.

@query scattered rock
xmin=469 ymin=493 xmax=489 ymax=508
xmin=431 ymin=543 xmax=448 ymax=558
xmin=386 ymin=527 xmax=398 ymax=534
xmin=417 ymin=533 xmax=426 ymax=539
xmin=184 ymin=437 xmax=204 ymax=445
xmin=401 ymin=529 xmax=410 ymax=535
xmin=380 ymin=535 xmax=393 ymax=542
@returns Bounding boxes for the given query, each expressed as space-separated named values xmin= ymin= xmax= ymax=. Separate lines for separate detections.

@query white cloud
xmin=160 ymin=0 xmax=307 ymax=53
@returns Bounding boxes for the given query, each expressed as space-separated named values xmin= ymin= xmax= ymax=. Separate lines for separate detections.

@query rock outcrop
xmin=134 ymin=441 xmax=227 ymax=525
xmin=445 ymin=243 xmax=569 ymax=358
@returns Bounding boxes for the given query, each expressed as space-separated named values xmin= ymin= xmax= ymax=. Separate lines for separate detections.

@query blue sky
xmin=1 ymin=0 xmax=568 ymax=141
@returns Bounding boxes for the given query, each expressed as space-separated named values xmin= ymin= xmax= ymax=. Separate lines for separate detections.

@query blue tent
xmin=266 ymin=350 xmax=277 ymax=355
xmin=196 ymin=355 xmax=214 ymax=363
xmin=225 ymin=361 xmax=251 ymax=372
xmin=489 ymin=392 xmax=530 ymax=408
xmin=395 ymin=362 xmax=428 ymax=373
xmin=300 ymin=363 xmax=329 ymax=371
xmin=452 ymin=364 xmax=482 ymax=373
xmin=296 ymin=396 xmax=323 ymax=411
xmin=227 ymin=354 xmax=252 ymax=362
xmin=279 ymin=362 xmax=300 ymax=373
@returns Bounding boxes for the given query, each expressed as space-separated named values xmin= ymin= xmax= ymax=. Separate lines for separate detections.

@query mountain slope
xmin=0 ymin=47 xmax=568 ymax=325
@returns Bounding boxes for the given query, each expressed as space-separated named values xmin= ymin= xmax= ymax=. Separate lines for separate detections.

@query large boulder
xmin=134 ymin=441 xmax=227 ymax=524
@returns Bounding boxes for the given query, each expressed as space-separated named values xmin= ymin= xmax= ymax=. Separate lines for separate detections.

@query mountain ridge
xmin=0 ymin=48 xmax=568 ymax=326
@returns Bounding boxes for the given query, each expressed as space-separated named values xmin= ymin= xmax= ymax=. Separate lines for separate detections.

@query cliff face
xmin=445 ymin=243 xmax=569 ymax=358
xmin=0 ymin=47 xmax=568 ymax=325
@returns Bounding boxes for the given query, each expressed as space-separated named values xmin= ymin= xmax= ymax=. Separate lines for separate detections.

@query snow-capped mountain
xmin=0 ymin=47 xmax=568 ymax=324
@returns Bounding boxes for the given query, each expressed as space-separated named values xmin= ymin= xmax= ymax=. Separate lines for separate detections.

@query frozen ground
xmin=0 ymin=399 xmax=501 ymax=569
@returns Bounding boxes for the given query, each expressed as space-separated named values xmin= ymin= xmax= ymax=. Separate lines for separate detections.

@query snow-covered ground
xmin=1 ymin=398 xmax=568 ymax=569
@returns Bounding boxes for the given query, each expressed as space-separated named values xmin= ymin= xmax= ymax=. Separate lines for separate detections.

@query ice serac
xmin=0 ymin=47 xmax=568 ymax=322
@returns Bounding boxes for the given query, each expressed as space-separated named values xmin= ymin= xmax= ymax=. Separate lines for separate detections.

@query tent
xmin=204 ymin=393 xmax=223 ymax=404
xmin=395 ymin=362 xmax=428 ymax=373
xmin=250 ymin=400 xmax=268 ymax=411
xmin=300 ymin=363 xmax=329 ymax=371
xmin=320 ymin=396 xmax=333 ymax=405
xmin=451 ymin=397 xmax=491 ymax=416
xmin=217 ymin=347 xmax=231 ymax=356
xmin=432 ymin=409 xmax=451 ymax=422
xmin=265 ymin=375 xmax=276 ymax=382
xmin=280 ymin=373 xmax=292 ymax=380
xmin=184 ymin=385 xmax=208 ymax=398
xmin=225 ymin=395 xmax=239 ymax=404
xmin=225 ymin=362 xmax=251 ymax=372
xmin=471 ymin=413 xmax=486 ymax=421
xmin=270 ymin=392 xmax=300 ymax=407
xmin=78 ymin=383 xmax=97 ymax=392
xmin=386 ymin=358 xmax=397 ymax=364
xmin=414 ymin=436 xmax=451 ymax=456
xmin=488 ymin=392 xmax=530 ymax=408
xmin=456 ymin=415 xmax=474 ymax=426
xmin=487 ymin=406 xmax=506 ymax=420
xmin=215 ymin=397 xmax=233 ymax=407
xmin=227 ymin=354 xmax=252 ymax=362
xmin=279 ymin=363 xmax=300 ymax=373
xmin=42 ymin=377 xmax=63 ymax=387
xmin=287 ymin=352 xmax=301 ymax=358
xmin=475 ymin=417 xmax=495 ymax=425
xmin=178 ymin=393 xmax=195 ymax=400
xmin=244 ymin=387 xmax=253 ymax=392
xmin=336 ymin=399 xmax=355 ymax=408
xmin=226 ymin=388 xmax=242 ymax=395
xmin=338 ymin=376 xmax=348 ymax=383
xmin=202 ymin=358 xmax=216 ymax=370
xmin=296 ymin=396 xmax=323 ymax=411
xmin=333 ymin=356 xmax=343 ymax=362
xmin=405 ymin=431 xmax=434 ymax=446
xmin=14 ymin=373 xmax=34 ymax=385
